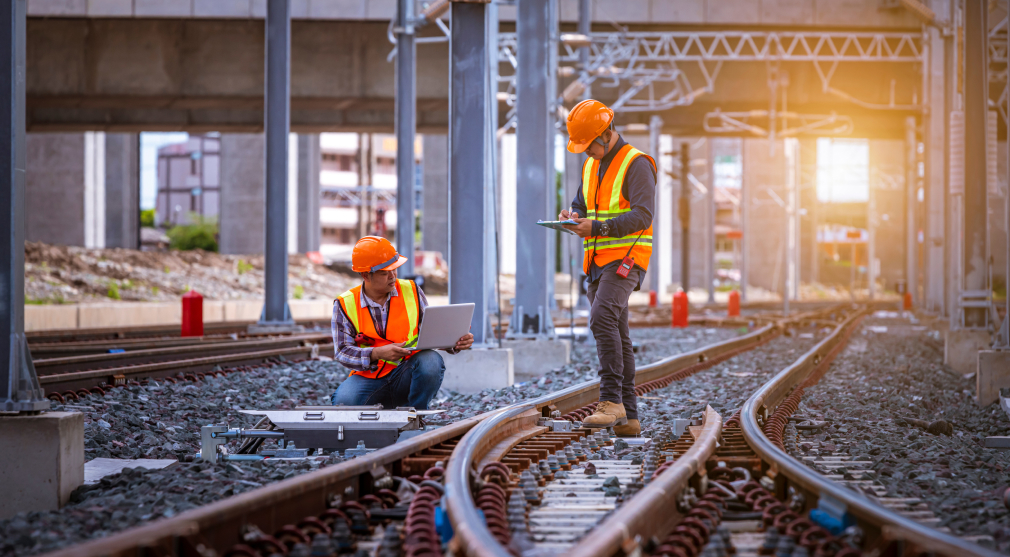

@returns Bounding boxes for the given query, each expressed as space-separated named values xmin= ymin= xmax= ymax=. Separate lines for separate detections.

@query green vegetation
xmin=122 ymin=279 xmax=133 ymax=290
xmin=167 ymin=215 xmax=219 ymax=252
xmin=107 ymin=282 xmax=121 ymax=300
xmin=237 ymin=259 xmax=254 ymax=275
xmin=183 ymin=285 xmax=191 ymax=293
xmin=140 ymin=209 xmax=156 ymax=227
xmin=151 ymin=286 xmax=160 ymax=295
xmin=164 ymin=265 xmax=171 ymax=274
xmin=293 ymin=285 xmax=304 ymax=300
xmin=26 ymin=294 xmax=65 ymax=305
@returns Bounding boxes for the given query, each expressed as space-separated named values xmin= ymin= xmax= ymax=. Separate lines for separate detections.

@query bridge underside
xmin=27 ymin=18 xmax=923 ymax=138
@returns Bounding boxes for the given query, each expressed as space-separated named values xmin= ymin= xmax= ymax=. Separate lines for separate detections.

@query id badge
xmin=616 ymin=257 xmax=634 ymax=278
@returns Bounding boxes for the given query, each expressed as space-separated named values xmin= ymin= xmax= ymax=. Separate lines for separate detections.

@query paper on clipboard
xmin=536 ymin=220 xmax=578 ymax=235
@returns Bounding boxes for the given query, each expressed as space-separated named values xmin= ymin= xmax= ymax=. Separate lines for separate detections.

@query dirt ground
xmin=24 ymin=242 xmax=357 ymax=303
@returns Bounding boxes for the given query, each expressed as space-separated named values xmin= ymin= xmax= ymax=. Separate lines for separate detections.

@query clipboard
xmin=537 ymin=220 xmax=578 ymax=235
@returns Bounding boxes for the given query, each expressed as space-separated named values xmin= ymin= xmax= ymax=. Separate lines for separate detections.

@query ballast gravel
xmin=636 ymin=327 xmax=828 ymax=438
xmin=784 ymin=314 xmax=1010 ymax=553
xmin=0 ymin=325 xmax=749 ymax=557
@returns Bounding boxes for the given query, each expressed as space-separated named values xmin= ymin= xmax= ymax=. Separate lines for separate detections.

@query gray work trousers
xmin=586 ymin=267 xmax=641 ymax=420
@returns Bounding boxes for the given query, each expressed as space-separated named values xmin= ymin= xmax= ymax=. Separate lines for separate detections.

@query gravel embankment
xmin=0 ymin=325 xmax=751 ymax=557
xmin=785 ymin=315 xmax=1010 ymax=553
xmin=638 ymin=327 xmax=829 ymax=438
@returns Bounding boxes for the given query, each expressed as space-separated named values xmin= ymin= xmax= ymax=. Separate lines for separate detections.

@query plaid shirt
xmin=331 ymin=282 xmax=433 ymax=371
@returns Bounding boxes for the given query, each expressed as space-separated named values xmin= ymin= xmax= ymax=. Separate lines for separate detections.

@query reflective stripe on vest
xmin=581 ymin=144 xmax=656 ymax=274
xmin=336 ymin=279 xmax=421 ymax=380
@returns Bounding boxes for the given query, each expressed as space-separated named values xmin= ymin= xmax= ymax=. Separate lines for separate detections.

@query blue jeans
xmin=330 ymin=349 xmax=445 ymax=410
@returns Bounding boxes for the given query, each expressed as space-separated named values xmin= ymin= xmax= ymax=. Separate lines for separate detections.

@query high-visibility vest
xmin=581 ymin=143 xmax=656 ymax=274
xmin=335 ymin=279 xmax=421 ymax=379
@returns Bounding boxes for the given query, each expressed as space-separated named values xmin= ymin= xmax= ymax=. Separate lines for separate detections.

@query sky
xmin=140 ymin=132 xmax=189 ymax=210
xmin=816 ymin=137 xmax=870 ymax=203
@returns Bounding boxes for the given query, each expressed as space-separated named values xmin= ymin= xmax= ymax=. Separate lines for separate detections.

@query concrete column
xmin=963 ymin=0 xmax=989 ymax=328
xmin=512 ymin=0 xmax=557 ymax=337
xmin=219 ymin=133 xmax=265 ymax=255
xmin=905 ymin=116 xmax=918 ymax=305
xmin=395 ymin=0 xmax=417 ymax=274
xmin=26 ymin=132 xmax=105 ymax=248
xmin=563 ymin=141 xmax=588 ymax=308
xmin=104 ymin=133 xmax=139 ymax=250
xmin=925 ymin=15 xmax=948 ymax=314
xmin=449 ymin=0 xmax=496 ymax=344
xmin=706 ymin=138 xmax=716 ymax=302
xmin=2 ymin=0 xmax=48 ymax=413
xmin=422 ymin=134 xmax=449 ymax=257
xmin=297 ymin=133 xmax=320 ymax=253
xmin=742 ymin=139 xmax=788 ymax=296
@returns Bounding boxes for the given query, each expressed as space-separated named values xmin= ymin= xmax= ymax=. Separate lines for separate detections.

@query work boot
xmin=613 ymin=419 xmax=641 ymax=437
xmin=583 ymin=401 xmax=628 ymax=429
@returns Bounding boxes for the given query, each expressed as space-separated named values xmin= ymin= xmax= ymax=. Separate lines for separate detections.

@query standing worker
xmin=330 ymin=236 xmax=474 ymax=409
xmin=560 ymin=99 xmax=656 ymax=436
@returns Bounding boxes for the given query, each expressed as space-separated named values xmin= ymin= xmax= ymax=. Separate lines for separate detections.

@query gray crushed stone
xmin=637 ymin=327 xmax=828 ymax=438
xmin=0 ymin=325 xmax=752 ymax=557
xmin=785 ymin=315 xmax=1010 ymax=553
xmin=426 ymin=325 xmax=750 ymax=423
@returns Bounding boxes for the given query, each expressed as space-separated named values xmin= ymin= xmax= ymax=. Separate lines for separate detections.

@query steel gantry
xmin=1 ymin=0 xmax=47 ymax=413
xmin=497 ymin=29 xmax=925 ymax=115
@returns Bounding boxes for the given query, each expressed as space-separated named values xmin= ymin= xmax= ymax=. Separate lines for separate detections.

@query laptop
xmin=405 ymin=303 xmax=475 ymax=351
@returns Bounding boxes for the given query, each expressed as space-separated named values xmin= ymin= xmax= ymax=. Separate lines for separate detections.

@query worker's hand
xmin=454 ymin=333 xmax=474 ymax=352
xmin=559 ymin=208 xmax=575 ymax=220
xmin=563 ymin=217 xmax=594 ymax=238
xmin=371 ymin=343 xmax=412 ymax=362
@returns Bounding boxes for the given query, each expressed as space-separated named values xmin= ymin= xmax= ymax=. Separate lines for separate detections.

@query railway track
xmin=27 ymin=309 xmax=780 ymax=406
xmin=35 ymin=301 xmax=992 ymax=557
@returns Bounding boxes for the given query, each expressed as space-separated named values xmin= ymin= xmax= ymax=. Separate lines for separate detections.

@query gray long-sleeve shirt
xmin=569 ymin=136 xmax=656 ymax=290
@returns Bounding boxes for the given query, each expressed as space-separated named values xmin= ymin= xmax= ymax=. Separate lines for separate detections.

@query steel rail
xmin=740 ymin=310 xmax=1003 ymax=557
xmin=37 ymin=308 xmax=842 ymax=557
xmin=24 ymin=319 xmax=330 ymax=344
xmin=33 ymin=333 xmax=331 ymax=375
xmin=443 ymin=322 xmax=782 ymax=557
xmin=36 ymin=415 xmax=487 ymax=557
xmin=37 ymin=342 xmax=333 ymax=394
xmin=564 ymin=405 xmax=723 ymax=557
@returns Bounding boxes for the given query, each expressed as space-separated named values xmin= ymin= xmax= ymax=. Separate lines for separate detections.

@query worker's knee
xmin=410 ymin=350 xmax=445 ymax=385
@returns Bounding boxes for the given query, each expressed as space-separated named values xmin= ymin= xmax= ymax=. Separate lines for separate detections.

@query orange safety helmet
xmin=566 ymin=99 xmax=614 ymax=154
xmin=351 ymin=236 xmax=408 ymax=273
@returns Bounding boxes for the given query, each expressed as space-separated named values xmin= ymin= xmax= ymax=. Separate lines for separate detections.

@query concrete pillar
xmin=422 ymin=133 xmax=449 ymax=258
xmin=0 ymin=413 xmax=83 ymax=519
xmin=742 ymin=139 xmax=787 ymax=295
xmin=26 ymin=132 xmax=105 ymax=248
xmin=297 ymin=133 xmax=321 ymax=253
xmin=799 ymin=138 xmax=818 ymax=284
xmin=219 ymin=133 xmax=265 ymax=255
xmin=924 ymin=14 xmax=948 ymax=314
xmin=104 ymin=133 xmax=139 ymax=250
xmin=963 ymin=0 xmax=989 ymax=328
xmin=869 ymin=140 xmax=907 ymax=292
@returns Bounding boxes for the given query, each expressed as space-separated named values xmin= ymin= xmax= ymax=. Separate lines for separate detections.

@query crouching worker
xmin=331 ymin=236 xmax=474 ymax=409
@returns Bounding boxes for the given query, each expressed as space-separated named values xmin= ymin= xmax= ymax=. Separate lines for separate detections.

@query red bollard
xmin=181 ymin=290 xmax=204 ymax=337
xmin=728 ymin=290 xmax=740 ymax=317
xmin=903 ymin=292 xmax=913 ymax=311
xmin=672 ymin=290 xmax=689 ymax=328
xmin=649 ymin=290 xmax=658 ymax=307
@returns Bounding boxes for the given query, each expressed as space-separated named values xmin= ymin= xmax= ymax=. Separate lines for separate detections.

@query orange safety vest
xmin=335 ymin=279 xmax=421 ymax=380
xmin=581 ymin=143 xmax=656 ymax=274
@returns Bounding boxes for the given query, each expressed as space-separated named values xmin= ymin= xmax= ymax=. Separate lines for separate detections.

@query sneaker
xmin=582 ymin=401 xmax=628 ymax=429
xmin=613 ymin=419 xmax=640 ymax=437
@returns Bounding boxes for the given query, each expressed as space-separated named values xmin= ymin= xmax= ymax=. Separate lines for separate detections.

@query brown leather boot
xmin=613 ymin=419 xmax=641 ymax=437
xmin=582 ymin=401 xmax=628 ymax=429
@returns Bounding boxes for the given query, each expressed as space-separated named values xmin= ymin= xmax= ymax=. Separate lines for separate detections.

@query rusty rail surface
xmin=741 ymin=309 xmax=1002 ymax=557
xmin=36 ymin=314 xmax=797 ymax=557
xmin=562 ymin=406 xmax=723 ymax=556
xmin=34 ymin=333 xmax=331 ymax=375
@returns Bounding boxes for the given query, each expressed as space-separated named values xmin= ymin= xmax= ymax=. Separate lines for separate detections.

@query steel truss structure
xmin=497 ymin=29 xmax=925 ymax=116
xmin=990 ymin=13 xmax=1008 ymax=124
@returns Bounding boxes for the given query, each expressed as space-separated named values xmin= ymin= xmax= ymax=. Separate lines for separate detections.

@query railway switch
xmin=197 ymin=406 xmax=435 ymax=462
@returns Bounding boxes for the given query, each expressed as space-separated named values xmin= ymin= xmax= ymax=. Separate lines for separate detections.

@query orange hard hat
xmin=351 ymin=236 xmax=407 ymax=273
xmin=566 ymin=99 xmax=614 ymax=154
